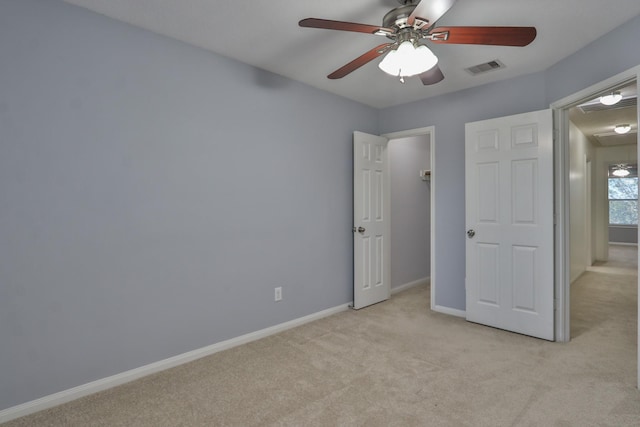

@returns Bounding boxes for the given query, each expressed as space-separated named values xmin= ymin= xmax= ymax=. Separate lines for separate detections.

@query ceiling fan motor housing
xmin=383 ymin=5 xmax=430 ymax=43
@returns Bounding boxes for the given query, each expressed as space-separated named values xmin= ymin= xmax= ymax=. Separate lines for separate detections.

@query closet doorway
xmin=385 ymin=127 xmax=436 ymax=306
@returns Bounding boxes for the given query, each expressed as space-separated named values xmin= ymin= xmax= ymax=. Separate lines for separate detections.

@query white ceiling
xmin=63 ymin=0 xmax=640 ymax=108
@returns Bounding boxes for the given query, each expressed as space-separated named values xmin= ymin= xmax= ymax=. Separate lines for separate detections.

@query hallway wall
xmin=569 ymin=122 xmax=594 ymax=282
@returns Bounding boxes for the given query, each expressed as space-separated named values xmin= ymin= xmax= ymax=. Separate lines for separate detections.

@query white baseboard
xmin=0 ymin=303 xmax=351 ymax=424
xmin=432 ymin=305 xmax=466 ymax=318
xmin=391 ymin=276 xmax=430 ymax=295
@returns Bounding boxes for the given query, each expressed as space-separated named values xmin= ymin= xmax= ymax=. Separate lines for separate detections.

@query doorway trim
xmin=383 ymin=126 xmax=437 ymax=310
xmin=551 ymin=65 xmax=639 ymax=386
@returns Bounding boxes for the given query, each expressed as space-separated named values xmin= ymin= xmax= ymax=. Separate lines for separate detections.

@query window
xmin=608 ymin=164 xmax=638 ymax=226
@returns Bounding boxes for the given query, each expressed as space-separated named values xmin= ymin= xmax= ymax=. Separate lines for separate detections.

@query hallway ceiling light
xmin=600 ymin=91 xmax=623 ymax=106
xmin=612 ymin=164 xmax=631 ymax=177
xmin=614 ymin=124 xmax=631 ymax=134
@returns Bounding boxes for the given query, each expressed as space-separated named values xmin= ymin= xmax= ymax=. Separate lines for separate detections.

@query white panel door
xmin=353 ymin=131 xmax=390 ymax=309
xmin=465 ymin=110 xmax=554 ymax=340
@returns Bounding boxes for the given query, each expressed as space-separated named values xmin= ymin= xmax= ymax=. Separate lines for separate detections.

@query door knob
xmin=352 ymin=226 xmax=366 ymax=233
xmin=467 ymin=229 xmax=476 ymax=238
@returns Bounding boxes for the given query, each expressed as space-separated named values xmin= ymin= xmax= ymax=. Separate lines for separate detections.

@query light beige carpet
xmin=4 ymin=247 xmax=639 ymax=426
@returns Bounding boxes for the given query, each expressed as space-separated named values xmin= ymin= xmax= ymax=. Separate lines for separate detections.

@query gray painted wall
xmin=379 ymin=13 xmax=640 ymax=311
xmin=0 ymin=0 xmax=378 ymax=410
xmin=389 ymin=135 xmax=431 ymax=289
xmin=545 ymin=13 xmax=640 ymax=106
xmin=3 ymin=0 xmax=640 ymax=413
xmin=609 ymin=227 xmax=638 ymax=244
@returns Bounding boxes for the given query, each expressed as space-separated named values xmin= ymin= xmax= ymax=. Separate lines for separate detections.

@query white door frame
xmin=586 ymin=157 xmax=593 ymax=267
xmin=383 ymin=126 xmax=437 ymax=310
xmin=551 ymin=65 xmax=640 ymax=386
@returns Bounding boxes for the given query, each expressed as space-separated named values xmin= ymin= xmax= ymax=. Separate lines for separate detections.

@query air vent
xmin=578 ymin=96 xmax=637 ymax=113
xmin=465 ymin=59 xmax=505 ymax=75
xmin=593 ymin=130 xmax=637 ymax=146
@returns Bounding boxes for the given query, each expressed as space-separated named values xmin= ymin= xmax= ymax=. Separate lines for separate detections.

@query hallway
xmin=571 ymin=244 xmax=637 ymax=343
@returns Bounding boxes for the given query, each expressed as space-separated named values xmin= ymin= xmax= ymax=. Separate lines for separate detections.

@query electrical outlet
xmin=274 ymin=287 xmax=282 ymax=302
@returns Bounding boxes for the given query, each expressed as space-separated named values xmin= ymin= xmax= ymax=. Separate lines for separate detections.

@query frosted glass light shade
xmin=600 ymin=91 xmax=622 ymax=106
xmin=614 ymin=124 xmax=631 ymax=134
xmin=378 ymin=41 xmax=438 ymax=77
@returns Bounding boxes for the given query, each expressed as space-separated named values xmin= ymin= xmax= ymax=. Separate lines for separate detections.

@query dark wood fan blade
xmin=429 ymin=26 xmax=537 ymax=46
xmin=328 ymin=43 xmax=393 ymax=79
xmin=407 ymin=0 xmax=457 ymax=27
xmin=299 ymin=18 xmax=391 ymax=35
xmin=419 ymin=65 xmax=445 ymax=85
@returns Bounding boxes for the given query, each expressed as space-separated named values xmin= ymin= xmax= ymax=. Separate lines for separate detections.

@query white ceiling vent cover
xmin=593 ymin=129 xmax=638 ymax=146
xmin=465 ymin=59 xmax=505 ymax=75
xmin=578 ymin=96 xmax=637 ymax=113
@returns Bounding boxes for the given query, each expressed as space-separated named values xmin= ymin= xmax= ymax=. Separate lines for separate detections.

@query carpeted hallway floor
xmin=4 ymin=245 xmax=639 ymax=426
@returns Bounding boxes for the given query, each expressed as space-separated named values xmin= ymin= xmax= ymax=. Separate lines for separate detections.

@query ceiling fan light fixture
xmin=612 ymin=165 xmax=631 ymax=177
xmin=614 ymin=124 xmax=631 ymax=134
xmin=378 ymin=41 xmax=438 ymax=78
xmin=600 ymin=91 xmax=623 ymax=106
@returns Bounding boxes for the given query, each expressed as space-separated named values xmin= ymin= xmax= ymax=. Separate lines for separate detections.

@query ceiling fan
xmin=299 ymin=0 xmax=537 ymax=85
